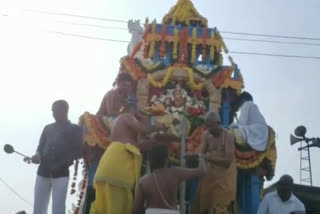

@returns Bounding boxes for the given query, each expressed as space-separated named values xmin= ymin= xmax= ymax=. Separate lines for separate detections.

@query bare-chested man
xmin=192 ymin=112 xmax=237 ymax=214
xmin=97 ymin=72 xmax=133 ymax=118
xmin=90 ymin=103 xmax=165 ymax=214
xmin=133 ymin=143 xmax=207 ymax=214
xmin=83 ymin=72 xmax=134 ymax=214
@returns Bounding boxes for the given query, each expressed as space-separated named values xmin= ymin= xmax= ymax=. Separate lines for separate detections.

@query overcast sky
xmin=1 ymin=0 xmax=320 ymax=213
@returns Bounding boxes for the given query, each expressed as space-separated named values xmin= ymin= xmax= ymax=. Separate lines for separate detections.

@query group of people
xmin=25 ymin=72 xmax=306 ymax=214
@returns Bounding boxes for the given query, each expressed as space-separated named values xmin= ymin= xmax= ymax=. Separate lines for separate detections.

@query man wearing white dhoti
xmin=232 ymin=92 xmax=270 ymax=214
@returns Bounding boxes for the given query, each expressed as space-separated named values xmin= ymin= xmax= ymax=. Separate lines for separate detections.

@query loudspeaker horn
xmin=290 ymin=134 xmax=304 ymax=145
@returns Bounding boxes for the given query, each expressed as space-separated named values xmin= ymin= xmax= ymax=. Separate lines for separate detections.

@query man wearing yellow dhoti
xmin=192 ymin=112 xmax=237 ymax=214
xmin=90 ymin=103 xmax=164 ymax=214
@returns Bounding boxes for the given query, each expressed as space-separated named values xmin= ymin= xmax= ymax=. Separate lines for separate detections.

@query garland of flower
xmin=122 ymin=57 xmax=147 ymax=80
xmin=160 ymin=25 xmax=167 ymax=57
xmin=192 ymin=65 xmax=222 ymax=78
xmin=218 ymin=53 xmax=223 ymax=66
xmin=173 ymin=28 xmax=179 ymax=59
xmin=130 ymin=41 xmax=143 ymax=59
xmin=70 ymin=159 xmax=79 ymax=195
xmin=147 ymin=68 xmax=173 ymax=88
xmin=179 ymin=28 xmax=189 ymax=64
xmin=209 ymin=31 xmax=216 ymax=61
xmin=235 ymin=128 xmax=277 ymax=170
xmin=148 ymin=23 xmax=157 ymax=58
xmin=191 ymin=28 xmax=197 ymax=64
xmin=143 ymin=25 xmax=151 ymax=59
xmin=73 ymin=163 xmax=88 ymax=214
xmin=134 ymin=58 xmax=167 ymax=73
xmin=202 ymin=28 xmax=207 ymax=61
xmin=211 ymin=67 xmax=233 ymax=88
xmin=147 ymin=66 xmax=204 ymax=90
xmin=82 ymin=113 xmax=110 ymax=149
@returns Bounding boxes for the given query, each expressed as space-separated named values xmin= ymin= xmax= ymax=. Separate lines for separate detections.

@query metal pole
xmin=180 ymin=116 xmax=187 ymax=214
xmin=307 ymin=143 xmax=313 ymax=186
xmin=300 ymin=141 xmax=302 ymax=185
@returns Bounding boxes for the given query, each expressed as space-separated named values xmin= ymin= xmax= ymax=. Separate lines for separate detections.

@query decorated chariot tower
xmin=78 ymin=0 xmax=277 ymax=213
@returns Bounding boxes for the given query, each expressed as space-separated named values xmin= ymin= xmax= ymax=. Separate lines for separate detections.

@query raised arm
xmin=127 ymin=114 xmax=164 ymax=135
xmin=175 ymin=154 xmax=207 ymax=181
xmin=205 ymin=131 xmax=235 ymax=168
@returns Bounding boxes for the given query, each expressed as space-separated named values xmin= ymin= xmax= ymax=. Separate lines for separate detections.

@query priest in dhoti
xmin=83 ymin=72 xmax=135 ymax=214
xmin=231 ymin=91 xmax=269 ymax=214
xmin=192 ymin=112 xmax=237 ymax=214
xmin=90 ymin=103 xmax=164 ymax=214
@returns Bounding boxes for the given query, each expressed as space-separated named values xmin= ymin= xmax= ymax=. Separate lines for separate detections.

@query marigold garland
xmin=72 ymin=163 xmax=88 ymax=214
xmin=147 ymin=66 xmax=204 ymax=90
xmin=173 ymin=28 xmax=179 ymax=59
xmin=148 ymin=23 xmax=157 ymax=58
xmin=70 ymin=159 xmax=79 ymax=195
xmin=80 ymin=112 xmax=111 ymax=149
xmin=202 ymin=28 xmax=207 ymax=61
xmin=218 ymin=53 xmax=223 ymax=66
xmin=179 ymin=28 xmax=189 ymax=64
xmin=235 ymin=127 xmax=277 ymax=170
xmin=123 ymin=57 xmax=146 ymax=80
xmin=191 ymin=28 xmax=197 ymax=64
xmin=160 ymin=25 xmax=167 ymax=57
xmin=210 ymin=31 xmax=215 ymax=60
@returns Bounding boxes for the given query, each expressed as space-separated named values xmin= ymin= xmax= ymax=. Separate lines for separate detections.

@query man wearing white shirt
xmin=258 ymin=175 xmax=305 ymax=214
xmin=232 ymin=91 xmax=269 ymax=152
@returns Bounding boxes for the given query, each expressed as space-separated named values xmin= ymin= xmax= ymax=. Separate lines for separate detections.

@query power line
xmin=229 ymin=51 xmax=320 ymax=60
xmin=49 ymin=31 xmax=320 ymax=60
xmin=0 ymin=177 xmax=33 ymax=206
xmin=57 ymin=21 xmax=127 ymax=30
xmin=223 ymin=37 xmax=320 ymax=47
xmin=220 ymin=31 xmax=320 ymax=42
xmin=26 ymin=9 xmax=320 ymax=42
xmin=49 ymin=31 xmax=129 ymax=43
xmin=56 ymin=21 xmax=320 ymax=47
xmin=25 ymin=9 xmax=128 ymax=23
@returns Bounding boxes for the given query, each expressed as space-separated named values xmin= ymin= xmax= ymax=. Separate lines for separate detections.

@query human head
xmin=122 ymin=102 xmax=139 ymax=117
xmin=149 ymin=144 xmax=169 ymax=171
xmin=116 ymin=73 xmax=133 ymax=95
xmin=277 ymin=174 xmax=294 ymax=202
xmin=52 ymin=100 xmax=69 ymax=122
xmin=238 ymin=91 xmax=253 ymax=107
xmin=204 ymin=112 xmax=223 ymax=137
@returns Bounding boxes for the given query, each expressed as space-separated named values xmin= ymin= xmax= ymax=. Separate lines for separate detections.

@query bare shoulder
xmin=104 ymin=89 xmax=116 ymax=99
xmin=137 ymin=174 xmax=150 ymax=189
xmin=118 ymin=113 xmax=135 ymax=120
xmin=224 ymin=129 xmax=234 ymax=140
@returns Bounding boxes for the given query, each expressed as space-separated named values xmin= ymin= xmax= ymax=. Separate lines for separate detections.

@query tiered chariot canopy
xmin=123 ymin=0 xmax=243 ymax=96
xmin=120 ymin=0 xmax=245 ymax=143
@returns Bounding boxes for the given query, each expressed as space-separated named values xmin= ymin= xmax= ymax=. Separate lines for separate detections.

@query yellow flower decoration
xmin=173 ymin=28 xmax=179 ymax=59
xmin=148 ymin=22 xmax=157 ymax=58
xmin=147 ymin=66 xmax=204 ymax=90
xmin=191 ymin=28 xmax=197 ymax=64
